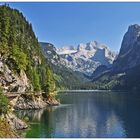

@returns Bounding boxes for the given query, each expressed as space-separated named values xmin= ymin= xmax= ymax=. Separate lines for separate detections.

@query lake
xmin=16 ymin=91 xmax=140 ymax=138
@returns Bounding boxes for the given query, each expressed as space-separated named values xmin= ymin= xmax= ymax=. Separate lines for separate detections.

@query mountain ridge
xmin=39 ymin=42 xmax=89 ymax=90
xmin=56 ymin=41 xmax=116 ymax=76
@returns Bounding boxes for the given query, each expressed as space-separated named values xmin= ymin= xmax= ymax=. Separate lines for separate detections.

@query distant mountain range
xmin=40 ymin=42 xmax=89 ymax=89
xmin=56 ymin=41 xmax=116 ymax=76
xmin=39 ymin=40 xmax=117 ymax=89
xmin=40 ymin=40 xmax=116 ymax=77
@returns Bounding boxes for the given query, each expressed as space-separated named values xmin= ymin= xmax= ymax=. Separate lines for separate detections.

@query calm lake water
xmin=16 ymin=91 xmax=140 ymax=138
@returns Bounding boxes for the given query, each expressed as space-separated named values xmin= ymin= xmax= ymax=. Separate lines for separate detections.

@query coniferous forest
xmin=1 ymin=3 xmax=140 ymax=138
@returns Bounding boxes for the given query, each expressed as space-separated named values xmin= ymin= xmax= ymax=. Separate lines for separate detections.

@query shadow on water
xmin=16 ymin=91 xmax=140 ymax=138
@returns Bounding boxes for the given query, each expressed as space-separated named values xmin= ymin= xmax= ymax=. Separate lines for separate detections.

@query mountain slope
xmin=90 ymin=24 xmax=140 ymax=91
xmin=0 ymin=5 xmax=55 ymax=94
xmin=40 ymin=42 xmax=88 ymax=89
xmin=57 ymin=41 xmax=116 ymax=76
xmin=0 ymin=5 xmax=59 ymax=137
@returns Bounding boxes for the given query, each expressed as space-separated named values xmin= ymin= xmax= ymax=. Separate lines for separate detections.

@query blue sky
xmin=2 ymin=2 xmax=140 ymax=52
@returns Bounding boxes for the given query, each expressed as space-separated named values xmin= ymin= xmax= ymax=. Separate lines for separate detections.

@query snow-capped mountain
xmin=40 ymin=42 xmax=89 ymax=89
xmin=57 ymin=41 xmax=116 ymax=76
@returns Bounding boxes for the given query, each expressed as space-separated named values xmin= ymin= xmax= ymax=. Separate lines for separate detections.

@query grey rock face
xmin=13 ymin=94 xmax=47 ymax=110
xmin=113 ymin=24 xmax=140 ymax=72
xmin=119 ymin=24 xmax=140 ymax=56
xmin=0 ymin=55 xmax=30 ymax=93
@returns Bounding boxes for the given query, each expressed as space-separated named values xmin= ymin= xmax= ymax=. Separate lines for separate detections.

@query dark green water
xmin=16 ymin=91 xmax=140 ymax=138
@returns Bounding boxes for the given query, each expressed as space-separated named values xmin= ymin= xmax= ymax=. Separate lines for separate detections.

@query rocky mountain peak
xmin=113 ymin=24 xmax=140 ymax=72
xmin=77 ymin=43 xmax=86 ymax=51
xmin=85 ymin=41 xmax=98 ymax=50
xmin=128 ymin=24 xmax=140 ymax=31
xmin=68 ymin=45 xmax=75 ymax=50
xmin=56 ymin=40 xmax=116 ymax=76
xmin=119 ymin=24 xmax=140 ymax=56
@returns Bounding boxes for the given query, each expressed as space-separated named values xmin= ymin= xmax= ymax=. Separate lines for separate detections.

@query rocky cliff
xmin=113 ymin=24 xmax=140 ymax=72
xmin=10 ymin=93 xmax=47 ymax=110
xmin=90 ymin=24 xmax=140 ymax=91
xmin=0 ymin=54 xmax=30 ymax=93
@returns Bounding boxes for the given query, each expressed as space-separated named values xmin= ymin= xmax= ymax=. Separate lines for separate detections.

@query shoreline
xmin=57 ymin=89 xmax=128 ymax=93
xmin=0 ymin=92 xmax=60 ymax=138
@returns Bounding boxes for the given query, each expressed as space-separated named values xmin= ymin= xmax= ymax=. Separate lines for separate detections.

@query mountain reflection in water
xmin=16 ymin=91 xmax=140 ymax=138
